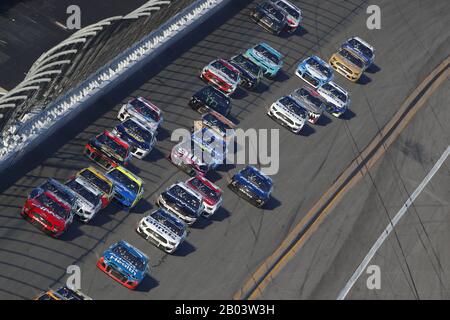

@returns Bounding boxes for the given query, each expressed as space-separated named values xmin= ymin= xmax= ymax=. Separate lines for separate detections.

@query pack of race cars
xmin=27 ymin=0 xmax=375 ymax=296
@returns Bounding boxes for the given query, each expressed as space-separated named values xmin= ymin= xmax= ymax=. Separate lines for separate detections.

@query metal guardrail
xmin=0 ymin=0 xmax=229 ymax=172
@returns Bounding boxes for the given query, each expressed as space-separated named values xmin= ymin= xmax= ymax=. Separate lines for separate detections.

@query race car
xmin=341 ymin=36 xmax=375 ymax=69
xmin=118 ymin=97 xmax=163 ymax=132
xmin=85 ymin=130 xmax=132 ymax=170
xmin=329 ymin=47 xmax=366 ymax=82
xmin=37 ymin=178 xmax=78 ymax=214
xmin=169 ymin=139 xmax=219 ymax=177
xmin=186 ymin=175 xmax=223 ymax=218
xmin=75 ymin=167 xmax=114 ymax=209
xmin=317 ymin=81 xmax=351 ymax=118
xmin=244 ymin=43 xmax=283 ymax=79
xmin=189 ymin=86 xmax=232 ymax=117
xmin=106 ymin=166 xmax=144 ymax=209
xmin=200 ymin=59 xmax=241 ymax=96
xmin=157 ymin=182 xmax=205 ymax=226
xmin=21 ymin=189 xmax=73 ymax=238
xmin=97 ymin=240 xmax=149 ymax=290
xmin=229 ymin=54 xmax=263 ymax=90
xmin=34 ymin=286 xmax=92 ymax=300
xmin=192 ymin=111 xmax=236 ymax=146
xmin=228 ymin=166 xmax=273 ymax=208
xmin=296 ymin=55 xmax=334 ymax=88
xmin=271 ymin=0 xmax=303 ymax=33
xmin=250 ymin=0 xmax=287 ymax=35
xmin=291 ymin=86 xmax=326 ymax=124
xmin=65 ymin=177 xmax=103 ymax=223
xmin=137 ymin=208 xmax=187 ymax=254
xmin=112 ymin=118 xmax=157 ymax=160
xmin=267 ymin=95 xmax=308 ymax=134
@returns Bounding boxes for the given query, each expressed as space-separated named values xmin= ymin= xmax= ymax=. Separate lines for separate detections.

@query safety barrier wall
xmin=0 ymin=0 xmax=232 ymax=174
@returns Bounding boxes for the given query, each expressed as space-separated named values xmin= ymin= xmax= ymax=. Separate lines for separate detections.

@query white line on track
xmin=337 ymin=145 xmax=450 ymax=300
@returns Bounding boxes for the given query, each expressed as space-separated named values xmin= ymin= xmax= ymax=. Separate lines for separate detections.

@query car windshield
xmin=279 ymin=96 xmax=307 ymax=118
xmin=294 ymin=88 xmax=324 ymax=109
xmin=232 ymin=55 xmax=261 ymax=77
xmin=41 ymin=180 xmax=75 ymax=207
xmin=321 ymin=83 xmax=347 ymax=103
xmin=307 ymin=58 xmax=332 ymax=78
xmin=130 ymin=99 xmax=160 ymax=122
xmin=261 ymin=2 xmax=285 ymax=21
xmin=348 ymin=39 xmax=373 ymax=58
xmin=275 ymin=1 xmax=300 ymax=19
xmin=211 ymin=61 xmax=239 ymax=81
xmin=170 ymin=185 xmax=201 ymax=210
xmin=112 ymin=244 xmax=145 ymax=271
xmin=198 ymin=87 xmax=230 ymax=115
xmin=36 ymin=193 xmax=69 ymax=219
xmin=241 ymin=168 xmax=272 ymax=193
xmin=122 ymin=120 xmax=153 ymax=143
xmin=254 ymin=45 xmax=280 ymax=65
xmin=97 ymin=133 xmax=128 ymax=159
xmin=190 ymin=178 xmax=221 ymax=201
xmin=338 ymin=49 xmax=364 ymax=68
xmin=108 ymin=169 xmax=139 ymax=194
xmin=80 ymin=170 xmax=111 ymax=194
xmin=66 ymin=180 xmax=100 ymax=206
xmin=151 ymin=210 xmax=185 ymax=237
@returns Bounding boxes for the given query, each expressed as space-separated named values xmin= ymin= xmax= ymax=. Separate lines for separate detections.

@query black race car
xmin=189 ymin=86 xmax=231 ymax=117
xmin=229 ymin=54 xmax=263 ymax=90
xmin=250 ymin=1 xmax=287 ymax=35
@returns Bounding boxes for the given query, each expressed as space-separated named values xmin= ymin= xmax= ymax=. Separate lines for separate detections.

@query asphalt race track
xmin=0 ymin=0 xmax=448 ymax=300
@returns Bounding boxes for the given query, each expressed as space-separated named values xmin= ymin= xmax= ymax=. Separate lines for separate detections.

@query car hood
xmin=234 ymin=174 xmax=268 ymax=199
xmin=163 ymin=192 xmax=201 ymax=218
xmin=113 ymin=182 xmax=137 ymax=199
xmin=103 ymin=251 xmax=144 ymax=279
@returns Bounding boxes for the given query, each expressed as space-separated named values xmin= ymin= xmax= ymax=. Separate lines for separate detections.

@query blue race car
xmin=112 ymin=118 xmax=157 ymax=160
xmin=106 ymin=166 xmax=144 ymax=208
xmin=296 ymin=55 xmax=334 ymax=88
xmin=341 ymin=37 xmax=375 ymax=69
xmin=97 ymin=240 xmax=149 ymax=289
xmin=228 ymin=166 xmax=273 ymax=207
xmin=244 ymin=43 xmax=283 ymax=79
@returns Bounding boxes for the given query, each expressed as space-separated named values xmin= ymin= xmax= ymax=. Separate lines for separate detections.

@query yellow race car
xmin=329 ymin=47 xmax=366 ymax=82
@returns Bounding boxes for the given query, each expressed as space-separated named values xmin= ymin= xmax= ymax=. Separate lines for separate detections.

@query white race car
xmin=65 ymin=176 xmax=102 ymax=223
xmin=317 ymin=81 xmax=350 ymax=118
xmin=267 ymin=95 xmax=308 ymax=134
xmin=137 ymin=208 xmax=187 ymax=253
xmin=118 ymin=97 xmax=163 ymax=132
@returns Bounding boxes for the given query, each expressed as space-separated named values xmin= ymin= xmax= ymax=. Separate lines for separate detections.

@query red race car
xmin=85 ymin=130 xmax=132 ymax=170
xmin=186 ymin=175 xmax=223 ymax=218
xmin=200 ymin=59 xmax=241 ymax=96
xmin=21 ymin=189 xmax=73 ymax=238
